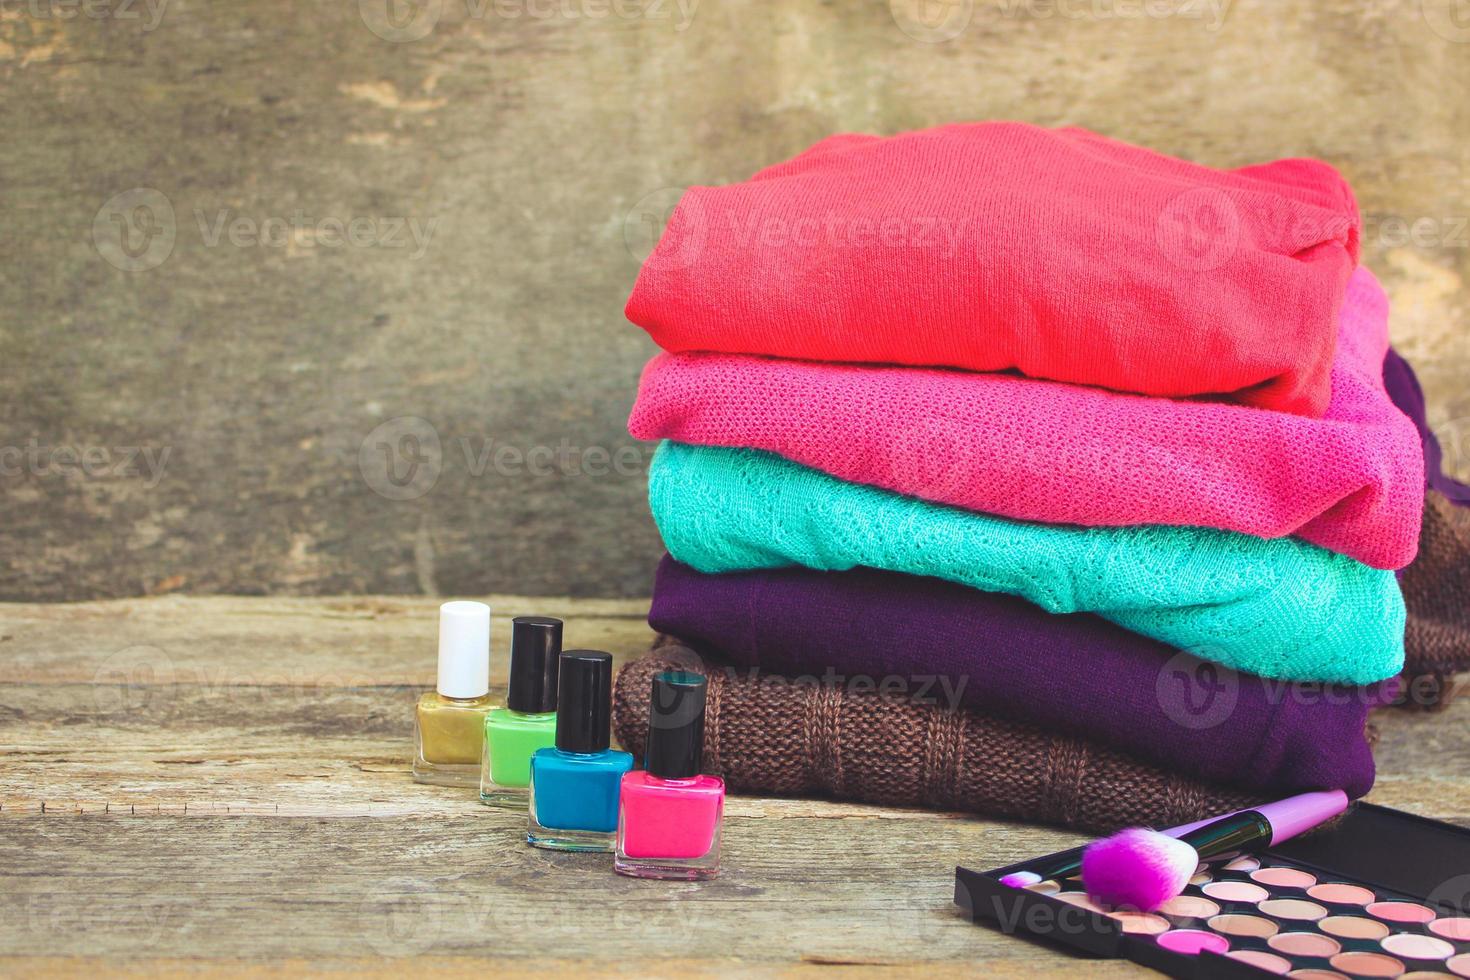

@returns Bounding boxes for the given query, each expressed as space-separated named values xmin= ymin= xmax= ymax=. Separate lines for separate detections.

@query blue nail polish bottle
xmin=527 ymin=650 xmax=633 ymax=852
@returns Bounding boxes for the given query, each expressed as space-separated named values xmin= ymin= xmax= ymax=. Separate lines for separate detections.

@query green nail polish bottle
xmin=479 ymin=616 xmax=560 ymax=807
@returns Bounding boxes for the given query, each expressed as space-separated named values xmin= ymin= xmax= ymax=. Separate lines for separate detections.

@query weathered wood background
xmin=2 ymin=0 xmax=1467 ymax=601
xmin=2 ymin=595 xmax=1466 ymax=975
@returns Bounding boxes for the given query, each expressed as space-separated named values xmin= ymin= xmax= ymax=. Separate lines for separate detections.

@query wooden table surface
xmin=3 ymin=596 xmax=1467 ymax=977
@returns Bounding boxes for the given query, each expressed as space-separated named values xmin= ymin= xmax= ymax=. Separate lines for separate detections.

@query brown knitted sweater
xmin=613 ymin=637 xmax=1264 ymax=835
xmin=1400 ymin=490 xmax=1470 ymax=708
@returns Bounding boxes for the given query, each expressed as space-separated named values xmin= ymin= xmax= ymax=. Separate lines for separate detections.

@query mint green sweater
xmin=649 ymin=442 xmax=1405 ymax=684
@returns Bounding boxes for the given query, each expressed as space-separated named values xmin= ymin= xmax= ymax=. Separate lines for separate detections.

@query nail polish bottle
xmin=615 ymin=671 xmax=724 ymax=879
xmin=479 ymin=616 xmax=561 ymax=807
xmin=413 ymin=600 xmax=496 ymax=787
xmin=527 ymin=650 xmax=633 ymax=851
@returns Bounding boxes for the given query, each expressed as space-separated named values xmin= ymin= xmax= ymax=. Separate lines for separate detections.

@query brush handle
xmin=1175 ymin=810 xmax=1272 ymax=860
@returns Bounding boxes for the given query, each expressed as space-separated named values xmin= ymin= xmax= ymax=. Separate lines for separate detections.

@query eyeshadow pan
xmin=1329 ymin=951 xmax=1406 ymax=977
xmin=1158 ymin=894 xmax=1220 ymax=918
xmin=1310 ymin=883 xmax=1378 ymax=906
xmin=1270 ymin=932 xmax=1342 ymax=957
xmin=1430 ymin=919 xmax=1470 ymax=942
xmin=1287 ymin=970 xmax=1353 ymax=979
xmin=1205 ymin=881 xmax=1271 ymax=903
xmin=1320 ymin=916 xmax=1391 ymax=940
xmin=1226 ymin=856 xmax=1262 ymax=872
xmin=1227 ymin=949 xmax=1292 ymax=974
xmin=1025 ymin=880 xmax=1060 ymax=895
xmin=1191 ymin=871 xmax=1212 ymax=886
xmin=1369 ymin=901 xmax=1439 ymax=924
xmin=1448 ymin=956 xmax=1470 ymax=979
xmin=1253 ymin=867 xmax=1318 ymax=889
xmin=1053 ymin=891 xmax=1106 ymax=913
xmin=1209 ymin=913 xmax=1280 ymax=937
xmin=1399 ymin=972 xmax=1459 ymax=979
xmin=1108 ymin=911 xmax=1170 ymax=935
xmin=1259 ymin=899 xmax=1329 ymax=921
xmin=1156 ymin=929 xmax=1230 ymax=955
xmin=1383 ymin=935 xmax=1458 ymax=961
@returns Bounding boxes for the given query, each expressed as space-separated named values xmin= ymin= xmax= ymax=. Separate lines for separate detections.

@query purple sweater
xmin=649 ymin=555 xmax=1389 ymax=798
xmin=1383 ymin=349 xmax=1470 ymax=505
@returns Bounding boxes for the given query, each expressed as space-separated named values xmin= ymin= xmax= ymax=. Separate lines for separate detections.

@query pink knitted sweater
xmin=629 ymin=267 xmax=1424 ymax=570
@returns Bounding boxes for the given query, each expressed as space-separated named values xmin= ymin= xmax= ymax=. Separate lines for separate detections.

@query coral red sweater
xmin=626 ymin=122 xmax=1360 ymax=417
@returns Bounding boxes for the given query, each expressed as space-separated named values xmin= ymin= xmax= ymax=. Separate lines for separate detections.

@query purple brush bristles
xmin=1081 ymin=828 xmax=1198 ymax=911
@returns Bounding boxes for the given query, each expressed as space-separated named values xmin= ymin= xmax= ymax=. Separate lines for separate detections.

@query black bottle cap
xmin=644 ymin=671 xmax=707 ymax=779
xmin=554 ymin=650 xmax=613 ymax=753
xmin=506 ymin=616 xmax=561 ymax=713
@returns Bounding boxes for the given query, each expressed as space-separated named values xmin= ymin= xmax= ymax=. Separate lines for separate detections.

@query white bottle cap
xmin=437 ymin=600 xmax=490 ymax=698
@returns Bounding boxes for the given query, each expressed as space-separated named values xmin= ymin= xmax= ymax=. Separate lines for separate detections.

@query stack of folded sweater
xmin=614 ymin=122 xmax=1468 ymax=833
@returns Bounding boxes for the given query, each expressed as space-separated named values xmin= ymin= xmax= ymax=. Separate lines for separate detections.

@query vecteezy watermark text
xmin=0 ymin=0 xmax=170 ymax=30
xmin=994 ymin=0 xmax=1230 ymax=29
xmin=0 ymin=439 xmax=171 ymax=489
xmin=723 ymin=211 xmax=970 ymax=258
xmin=1361 ymin=213 xmax=1470 ymax=250
xmin=727 ymin=665 xmax=971 ymax=711
xmin=357 ymin=0 xmax=698 ymax=42
xmin=358 ymin=416 xmax=655 ymax=501
xmin=194 ymin=209 xmax=437 ymax=260
xmin=90 ymin=644 xmax=430 ymax=719
xmin=26 ymin=895 xmax=175 ymax=943
xmin=1157 ymin=650 xmax=1456 ymax=732
xmin=92 ymin=188 xmax=439 ymax=272
xmin=888 ymin=0 xmax=1229 ymax=43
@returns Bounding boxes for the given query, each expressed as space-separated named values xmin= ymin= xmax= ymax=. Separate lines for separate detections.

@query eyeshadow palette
xmin=955 ymin=803 xmax=1470 ymax=979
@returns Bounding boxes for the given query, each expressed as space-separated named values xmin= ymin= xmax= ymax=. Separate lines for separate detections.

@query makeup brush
xmin=998 ymin=810 xmax=1229 ymax=889
xmin=1079 ymin=789 xmax=1349 ymax=911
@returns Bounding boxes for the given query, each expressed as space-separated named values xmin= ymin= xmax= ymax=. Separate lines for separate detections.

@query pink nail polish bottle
xmin=614 ymin=671 xmax=724 ymax=880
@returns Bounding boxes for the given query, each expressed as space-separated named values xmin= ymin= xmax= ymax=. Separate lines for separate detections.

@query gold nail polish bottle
xmin=413 ymin=600 xmax=496 ymax=786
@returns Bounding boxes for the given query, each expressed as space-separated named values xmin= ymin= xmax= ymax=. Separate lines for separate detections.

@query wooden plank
xmin=2 ymin=682 xmax=1468 ymax=818
xmin=0 ymin=677 xmax=983 ymax=818
xmin=0 ymin=595 xmax=655 ymax=685
xmin=1 ymin=595 xmax=1467 ymax=974
xmin=0 ymin=957 xmax=1146 ymax=979
xmin=0 ymin=811 xmax=1115 ymax=969
xmin=0 ymin=963 xmax=1134 ymax=975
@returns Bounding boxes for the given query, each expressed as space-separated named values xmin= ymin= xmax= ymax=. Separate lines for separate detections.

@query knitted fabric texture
xmin=1382 ymin=348 xmax=1470 ymax=707
xmin=630 ymin=268 xmax=1422 ymax=570
xmin=626 ymin=122 xmax=1360 ymax=417
xmin=1384 ymin=349 xmax=1470 ymax=507
xmin=648 ymin=556 xmax=1384 ymax=797
xmin=1400 ymin=491 xmax=1470 ymax=708
xmin=648 ymin=441 xmax=1406 ymax=684
xmin=613 ymin=640 xmax=1267 ymax=835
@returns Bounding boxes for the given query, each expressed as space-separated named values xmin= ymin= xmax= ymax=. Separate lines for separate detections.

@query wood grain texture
xmin=1 ymin=596 xmax=1467 ymax=974
xmin=0 ymin=593 xmax=655 ymax=686
xmin=1 ymin=0 xmax=1466 ymax=601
